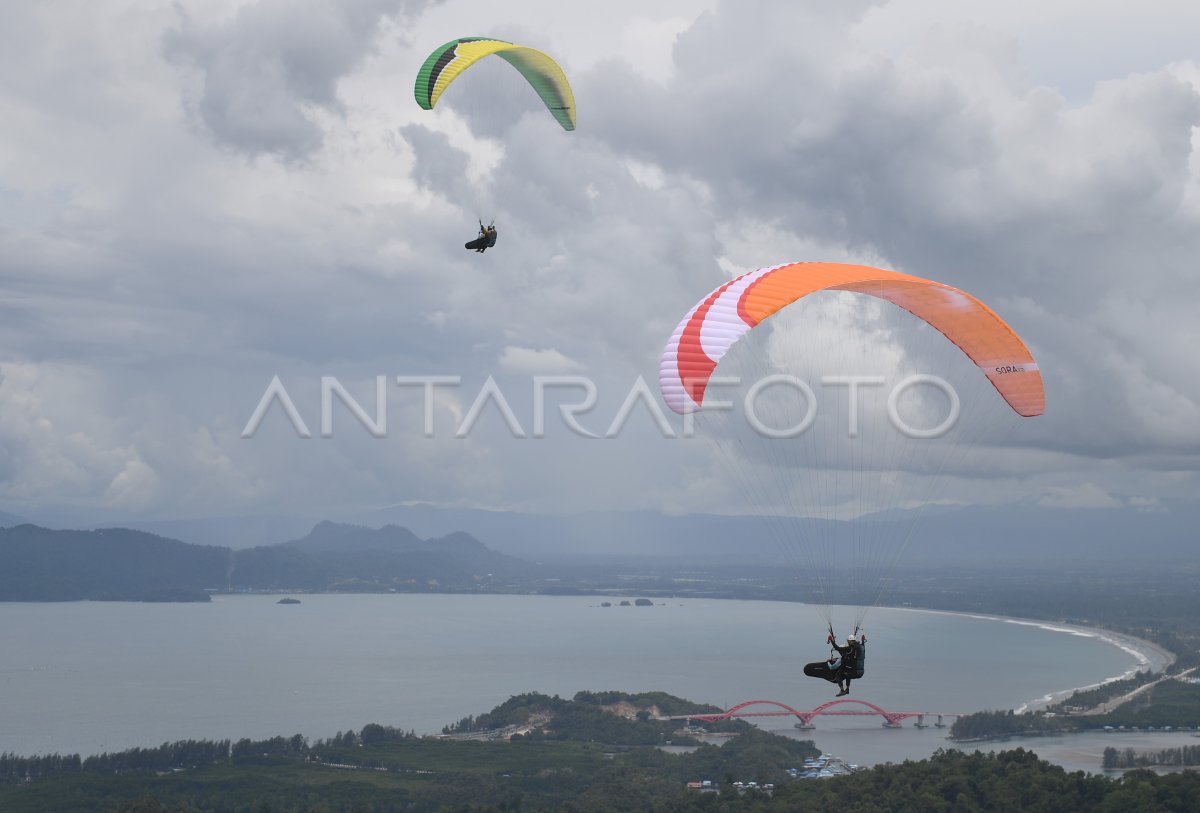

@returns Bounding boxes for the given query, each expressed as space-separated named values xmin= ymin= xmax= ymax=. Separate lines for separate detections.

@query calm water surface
xmin=0 ymin=594 xmax=1158 ymax=771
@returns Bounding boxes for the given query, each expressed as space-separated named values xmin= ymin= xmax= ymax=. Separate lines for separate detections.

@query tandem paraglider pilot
xmin=803 ymin=632 xmax=866 ymax=696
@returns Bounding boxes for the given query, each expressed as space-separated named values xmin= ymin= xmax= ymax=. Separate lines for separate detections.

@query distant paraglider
xmin=414 ymin=37 xmax=576 ymax=131
xmin=466 ymin=220 xmax=498 ymax=253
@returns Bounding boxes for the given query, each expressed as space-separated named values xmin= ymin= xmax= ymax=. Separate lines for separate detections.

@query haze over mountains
xmin=6 ymin=500 xmax=1193 ymax=566
xmin=0 ymin=509 xmax=27 ymax=527
xmin=2 ymin=500 xmax=1194 ymax=583
xmin=0 ymin=522 xmax=531 ymax=601
xmin=354 ymin=501 xmax=1197 ymax=565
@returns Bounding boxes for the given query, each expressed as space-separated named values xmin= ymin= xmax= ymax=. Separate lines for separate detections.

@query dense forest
xmin=0 ymin=691 xmax=823 ymax=812
xmin=4 ymin=692 xmax=1200 ymax=811
xmin=5 ymin=737 xmax=1200 ymax=812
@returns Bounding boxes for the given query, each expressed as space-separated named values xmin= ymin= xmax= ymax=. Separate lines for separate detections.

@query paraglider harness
xmin=465 ymin=219 xmax=497 ymax=252
xmin=826 ymin=624 xmax=866 ymax=680
xmin=803 ymin=624 xmax=866 ymax=684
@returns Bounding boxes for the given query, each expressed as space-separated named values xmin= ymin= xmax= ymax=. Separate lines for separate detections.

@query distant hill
xmin=231 ymin=521 xmax=530 ymax=591
xmin=287 ymin=521 xmax=425 ymax=553
xmin=0 ymin=525 xmax=229 ymax=601
xmin=0 ymin=522 xmax=534 ymax=601
xmin=26 ymin=493 xmax=1197 ymax=569
xmin=0 ymin=510 xmax=27 ymax=528
xmin=8 ymin=496 xmax=1196 ymax=592
xmin=304 ymin=522 xmax=522 ymax=573
xmin=115 ymin=514 xmax=320 ymax=550
xmin=360 ymin=500 xmax=1200 ymax=566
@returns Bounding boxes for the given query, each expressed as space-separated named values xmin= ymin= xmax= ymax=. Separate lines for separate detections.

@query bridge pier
xmin=914 ymin=714 xmax=927 ymax=729
xmin=935 ymin=715 xmax=947 ymax=729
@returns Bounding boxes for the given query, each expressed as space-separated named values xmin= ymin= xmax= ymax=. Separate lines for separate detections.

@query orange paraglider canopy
xmin=660 ymin=261 xmax=1044 ymax=417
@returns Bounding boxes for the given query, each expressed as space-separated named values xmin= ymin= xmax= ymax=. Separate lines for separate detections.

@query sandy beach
xmin=882 ymin=604 xmax=1175 ymax=712
xmin=923 ymin=609 xmax=1175 ymax=713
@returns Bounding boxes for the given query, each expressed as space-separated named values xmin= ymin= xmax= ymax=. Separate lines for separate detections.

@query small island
xmin=276 ymin=597 xmax=301 ymax=605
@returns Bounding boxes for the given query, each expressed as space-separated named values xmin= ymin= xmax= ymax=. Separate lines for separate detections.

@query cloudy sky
xmin=1 ymin=0 xmax=1198 ymax=526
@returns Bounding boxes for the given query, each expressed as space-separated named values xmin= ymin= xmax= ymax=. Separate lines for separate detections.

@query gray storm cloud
xmin=166 ymin=0 xmax=440 ymax=158
xmin=0 ymin=0 xmax=1197 ymax=522
xmin=582 ymin=0 xmax=1200 ymax=466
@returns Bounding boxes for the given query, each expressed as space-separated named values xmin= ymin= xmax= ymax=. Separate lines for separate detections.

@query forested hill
xmin=234 ymin=521 xmax=531 ymax=591
xmin=284 ymin=521 xmax=526 ymax=576
xmin=0 ymin=522 xmax=531 ymax=601
xmin=0 ymin=525 xmax=228 ymax=601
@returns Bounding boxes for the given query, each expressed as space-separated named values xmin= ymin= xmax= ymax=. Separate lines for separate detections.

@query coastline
xmin=891 ymin=605 xmax=1175 ymax=714
xmin=0 ymin=594 xmax=1179 ymax=761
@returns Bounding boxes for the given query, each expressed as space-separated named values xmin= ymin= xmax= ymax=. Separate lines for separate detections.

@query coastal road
xmin=1083 ymin=666 xmax=1197 ymax=716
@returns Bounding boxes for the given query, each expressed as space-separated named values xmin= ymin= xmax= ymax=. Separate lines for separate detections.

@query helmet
xmin=846 ymin=635 xmax=856 ymax=644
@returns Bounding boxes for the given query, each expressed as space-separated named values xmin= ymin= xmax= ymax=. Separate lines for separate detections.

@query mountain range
xmin=0 ymin=521 xmax=530 ymax=601
xmin=72 ymin=500 xmax=1193 ymax=566
xmin=2 ymin=496 xmax=1194 ymax=602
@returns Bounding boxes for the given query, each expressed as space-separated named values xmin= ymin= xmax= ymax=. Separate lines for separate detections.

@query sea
xmin=0 ymin=594 xmax=1181 ymax=773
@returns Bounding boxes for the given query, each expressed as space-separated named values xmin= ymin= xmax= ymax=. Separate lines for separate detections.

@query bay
xmin=0 ymin=594 xmax=1164 ymax=771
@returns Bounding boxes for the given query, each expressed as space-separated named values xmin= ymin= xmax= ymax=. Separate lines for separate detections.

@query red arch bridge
xmin=665 ymin=699 xmax=966 ymax=729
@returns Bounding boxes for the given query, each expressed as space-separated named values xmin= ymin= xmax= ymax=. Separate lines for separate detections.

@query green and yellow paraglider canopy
xmin=414 ymin=37 xmax=576 ymax=131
